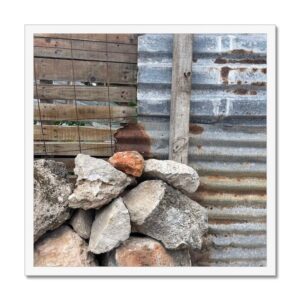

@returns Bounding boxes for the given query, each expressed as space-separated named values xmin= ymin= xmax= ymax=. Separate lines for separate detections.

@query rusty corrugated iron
xmin=115 ymin=34 xmax=267 ymax=266
xmin=114 ymin=123 xmax=152 ymax=157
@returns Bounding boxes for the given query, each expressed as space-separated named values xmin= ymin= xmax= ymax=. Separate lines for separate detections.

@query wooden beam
xmin=34 ymin=37 xmax=137 ymax=53
xmin=34 ymin=125 xmax=117 ymax=141
xmin=34 ymin=36 xmax=137 ymax=64
xmin=168 ymin=34 xmax=193 ymax=164
xmin=34 ymin=142 xmax=113 ymax=156
xmin=34 ymin=34 xmax=137 ymax=44
xmin=34 ymin=85 xmax=136 ymax=102
xmin=34 ymin=47 xmax=137 ymax=63
xmin=34 ymin=103 xmax=136 ymax=121
xmin=34 ymin=58 xmax=137 ymax=84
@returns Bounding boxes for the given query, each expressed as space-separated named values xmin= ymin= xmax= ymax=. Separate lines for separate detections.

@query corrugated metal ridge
xmin=208 ymin=222 xmax=266 ymax=234
xmin=193 ymin=191 xmax=266 ymax=208
xmin=133 ymin=33 xmax=267 ymax=266
xmin=139 ymin=34 xmax=267 ymax=54
xmin=198 ymin=176 xmax=266 ymax=192
xmin=138 ymin=34 xmax=266 ymax=125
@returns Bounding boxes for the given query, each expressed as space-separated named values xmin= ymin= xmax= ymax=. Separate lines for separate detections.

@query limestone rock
xmin=34 ymin=226 xmax=97 ymax=267
xmin=68 ymin=154 xmax=132 ymax=210
xmin=34 ymin=159 xmax=73 ymax=241
xmin=144 ymin=159 xmax=200 ymax=193
xmin=108 ymin=151 xmax=144 ymax=177
xmin=123 ymin=180 xmax=208 ymax=250
xmin=88 ymin=197 xmax=131 ymax=254
xmin=69 ymin=209 xmax=94 ymax=239
xmin=105 ymin=237 xmax=191 ymax=266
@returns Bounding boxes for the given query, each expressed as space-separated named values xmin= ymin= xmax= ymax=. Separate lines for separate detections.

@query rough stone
xmin=68 ymin=154 xmax=132 ymax=210
xmin=69 ymin=209 xmax=94 ymax=239
xmin=34 ymin=225 xmax=97 ymax=267
xmin=34 ymin=159 xmax=73 ymax=242
xmin=108 ymin=151 xmax=144 ymax=177
xmin=123 ymin=180 xmax=208 ymax=250
xmin=143 ymin=159 xmax=200 ymax=193
xmin=105 ymin=237 xmax=191 ymax=266
xmin=88 ymin=197 xmax=131 ymax=254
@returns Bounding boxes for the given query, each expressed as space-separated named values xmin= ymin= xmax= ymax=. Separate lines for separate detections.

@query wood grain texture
xmin=168 ymin=34 xmax=193 ymax=164
xmin=34 ymin=36 xmax=137 ymax=64
xmin=34 ymin=37 xmax=137 ymax=53
xmin=34 ymin=85 xmax=136 ymax=102
xmin=34 ymin=125 xmax=116 ymax=141
xmin=34 ymin=34 xmax=137 ymax=44
xmin=33 ymin=34 xmax=137 ymax=159
xmin=34 ymin=141 xmax=113 ymax=156
xmin=34 ymin=58 xmax=137 ymax=84
xmin=34 ymin=103 xmax=136 ymax=121
xmin=34 ymin=47 xmax=137 ymax=63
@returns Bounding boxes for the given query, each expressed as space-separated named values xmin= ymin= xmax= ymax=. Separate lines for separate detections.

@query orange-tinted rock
xmin=34 ymin=226 xmax=97 ymax=267
xmin=108 ymin=151 xmax=144 ymax=177
xmin=105 ymin=237 xmax=191 ymax=267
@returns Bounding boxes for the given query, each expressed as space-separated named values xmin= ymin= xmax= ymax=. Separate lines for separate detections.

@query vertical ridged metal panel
xmin=136 ymin=34 xmax=267 ymax=266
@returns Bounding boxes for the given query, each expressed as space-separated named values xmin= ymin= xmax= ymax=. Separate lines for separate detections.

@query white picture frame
xmin=25 ymin=24 xmax=276 ymax=277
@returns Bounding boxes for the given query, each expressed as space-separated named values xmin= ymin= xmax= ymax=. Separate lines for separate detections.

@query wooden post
xmin=169 ymin=34 xmax=193 ymax=164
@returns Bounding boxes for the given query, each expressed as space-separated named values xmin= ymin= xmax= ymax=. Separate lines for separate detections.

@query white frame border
xmin=25 ymin=24 xmax=276 ymax=277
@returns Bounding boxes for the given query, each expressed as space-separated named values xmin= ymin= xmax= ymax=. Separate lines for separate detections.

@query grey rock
xmin=105 ymin=236 xmax=191 ymax=266
xmin=123 ymin=180 xmax=208 ymax=250
xmin=34 ymin=159 xmax=73 ymax=241
xmin=88 ymin=197 xmax=131 ymax=254
xmin=68 ymin=154 xmax=132 ymax=210
xmin=34 ymin=225 xmax=97 ymax=267
xmin=69 ymin=209 xmax=94 ymax=239
xmin=144 ymin=159 xmax=200 ymax=193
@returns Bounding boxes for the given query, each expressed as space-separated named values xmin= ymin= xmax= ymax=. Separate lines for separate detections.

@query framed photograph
xmin=25 ymin=25 xmax=276 ymax=276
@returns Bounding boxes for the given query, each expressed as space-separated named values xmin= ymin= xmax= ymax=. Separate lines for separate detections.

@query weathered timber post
xmin=169 ymin=34 xmax=193 ymax=164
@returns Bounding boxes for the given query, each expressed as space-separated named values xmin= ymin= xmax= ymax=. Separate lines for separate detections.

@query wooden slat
xmin=34 ymin=34 xmax=137 ymax=44
xmin=34 ymin=47 xmax=137 ymax=63
xmin=169 ymin=34 xmax=193 ymax=164
xmin=34 ymin=142 xmax=113 ymax=156
xmin=34 ymin=125 xmax=116 ymax=141
xmin=34 ymin=103 xmax=136 ymax=121
xmin=34 ymin=58 xmax=137 ymax=84
xmin=34 ymin=37 xmax=137 ymax=54
xmin=34 ymin=85 xmax=136 ymax=102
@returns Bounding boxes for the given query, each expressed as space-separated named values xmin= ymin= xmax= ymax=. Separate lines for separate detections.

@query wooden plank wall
xmin=34 ymin=34 xmax=138 ymax=162
xmin=168 ymin=34 xmax=193 ymax=164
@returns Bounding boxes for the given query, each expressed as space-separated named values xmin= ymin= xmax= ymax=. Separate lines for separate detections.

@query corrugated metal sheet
xmin=116 ymin=34 xmax=267 ymax=266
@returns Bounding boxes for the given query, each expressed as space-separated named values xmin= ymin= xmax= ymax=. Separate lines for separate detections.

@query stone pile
xmin=34 ymin=151 xmax=208 ymax=267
